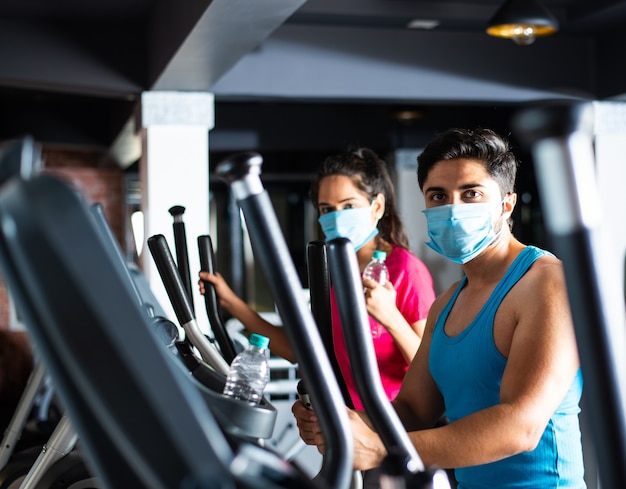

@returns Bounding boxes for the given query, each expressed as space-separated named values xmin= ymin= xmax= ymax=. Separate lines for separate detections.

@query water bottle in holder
xmin=363 ymin=250 xmax=389 ymax=286
xmin=223 ymin=333 xmax=270 ymax=404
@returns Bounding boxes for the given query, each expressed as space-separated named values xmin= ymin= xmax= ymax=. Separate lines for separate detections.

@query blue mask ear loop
xmin=354 ymin=228 xmax=379 ymax=251
xmin=493 ymin=196 xmax=512 ymax=239
xmin=357 ymin=200 xmax=381 ymax=252
xmin=370 ymin=199 xmax=381 ymax=227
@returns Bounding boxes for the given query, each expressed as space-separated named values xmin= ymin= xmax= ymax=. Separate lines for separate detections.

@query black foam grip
xmin=168 ymin=206 xmax=194 ymax=315
xmin=147 ymin=234 xmax=194 ymax=325
xmin=328 ymin=237 xmax=423 ymax=471
xmin=198 ymin=235 xmax=238 ymax=364
xmin=307 ymin=240 xmax=354 ymax=409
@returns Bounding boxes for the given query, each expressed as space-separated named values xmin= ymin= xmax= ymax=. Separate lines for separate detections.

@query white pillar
xmin=139 ymin=91 xmax=214 ymax=333
xmin=594 ymin=101 xmax=626 ymax=296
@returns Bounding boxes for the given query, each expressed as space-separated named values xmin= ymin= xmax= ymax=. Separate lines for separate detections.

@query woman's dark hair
xmin=417 ymin=128 xmax=519 ymax=196
xmin=310 ymin=147 xmax=410 ymax=250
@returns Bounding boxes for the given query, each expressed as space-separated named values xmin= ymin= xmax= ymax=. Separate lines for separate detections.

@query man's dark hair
xmin=417 ymin=128 xmax=519 ymax=197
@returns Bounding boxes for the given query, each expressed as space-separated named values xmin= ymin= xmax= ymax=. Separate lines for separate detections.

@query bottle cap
xmin=249 ymin=333 xmax=270 ymax=349
xmin=372 ymin=250 xmax=387 ymax=260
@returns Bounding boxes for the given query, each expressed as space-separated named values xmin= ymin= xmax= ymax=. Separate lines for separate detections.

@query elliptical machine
xmin=214 ymin=151 xmax=453 ymax=489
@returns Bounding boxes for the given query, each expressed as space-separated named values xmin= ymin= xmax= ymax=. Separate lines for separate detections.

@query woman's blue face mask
xmin=318 ymin=204 xmax=378 ymax=251
xmin=422 ymin=202 xmax=503 ymax=264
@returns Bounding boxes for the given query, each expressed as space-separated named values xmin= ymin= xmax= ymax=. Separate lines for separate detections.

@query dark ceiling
xmin=289 ymin=0 xmax=626 ymax=34
xmin=1 ymin=0 xmax=626 ymax=154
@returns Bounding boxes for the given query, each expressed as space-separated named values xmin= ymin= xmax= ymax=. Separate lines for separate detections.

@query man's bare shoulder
xmin=523 ymin=252 xmax=565 ymax=286
xmin=508 ymin=251 xmax=568 ymax=307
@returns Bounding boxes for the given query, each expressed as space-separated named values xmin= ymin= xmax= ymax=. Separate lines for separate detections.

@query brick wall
xmin=0 ymin=145 xmax=125 ymax=330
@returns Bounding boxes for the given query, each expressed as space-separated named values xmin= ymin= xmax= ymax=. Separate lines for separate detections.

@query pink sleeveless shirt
xmin=331 ymin=246 xmax=435 ymax=410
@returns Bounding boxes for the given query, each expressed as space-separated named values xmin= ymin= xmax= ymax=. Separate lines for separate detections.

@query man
xmin=293 ymin=128 xmax=585 ymax=488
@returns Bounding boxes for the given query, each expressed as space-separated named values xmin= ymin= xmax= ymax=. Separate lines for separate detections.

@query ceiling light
xmin=406 ymin=19 xmax=440 ymax=30
xmin=391 ymin=110 xmax=424 ymax=121
xmin=486 ymin=0 xmax=558 ymax=45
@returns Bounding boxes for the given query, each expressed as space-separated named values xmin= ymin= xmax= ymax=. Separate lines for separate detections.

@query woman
xmin=199 ymin=147 xmax=435 ymax=409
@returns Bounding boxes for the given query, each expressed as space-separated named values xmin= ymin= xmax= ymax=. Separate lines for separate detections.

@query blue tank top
xmin=429 ymin=246 xmax=585 ymax=488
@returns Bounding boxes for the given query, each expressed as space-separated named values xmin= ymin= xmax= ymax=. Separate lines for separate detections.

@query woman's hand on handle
xmin=198 ymin=271 xmax=237 ymax=311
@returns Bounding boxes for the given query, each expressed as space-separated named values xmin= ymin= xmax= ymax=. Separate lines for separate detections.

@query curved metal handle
xmin=215 ymin=152 xmax=263 ymax=185
xmin=216 ymin=152 xmax=265 ymax=202
xmin=513 ymin=101 xmax=594 ymax=146
xmin=0 ymin=360 xmax=46 ymax=470
xmin=19 ymin=415 xmax=78 ymax=489
xmin=198 ymin=235 xmax=238 ymax=364
xmin=215 ymin=151 xmax=354 ymax=489
xmin=513 ymin=101 xmax=626 ymax=489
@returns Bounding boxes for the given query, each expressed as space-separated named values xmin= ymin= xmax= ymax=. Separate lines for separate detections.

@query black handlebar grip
xmin=147 ymin=234 xmax=194 ymax=325
xmin=297 ymin=379 xmax=313 ymax=411
xmin=329 ymin=237 xmax=424 ymax=473
xmin=168 ymin=205 xmax=194 ymax=315
xmin=198 ymin=235 xmax=238 ymax=364
xmin=307 ymin=240 xmax=354 ymax=409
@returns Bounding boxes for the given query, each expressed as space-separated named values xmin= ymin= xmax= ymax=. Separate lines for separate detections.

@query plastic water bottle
xmin=363 ymin=250 xmax=389 ymax=286
xmin=222 ymin=333 xmax=270 ymax=404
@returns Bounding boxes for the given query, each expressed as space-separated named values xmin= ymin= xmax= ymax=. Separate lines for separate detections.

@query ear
xmin=503 ymin=192 xmax=517 ymax=217
xmin=373 ymin=192 xmax=385 ymax=220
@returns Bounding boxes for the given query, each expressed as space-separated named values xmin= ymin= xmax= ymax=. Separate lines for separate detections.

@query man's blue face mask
xmin=422 ymin=202 xmax=503 ymax=264
xmin=318 ymin=204 xmax=378 ymax=251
